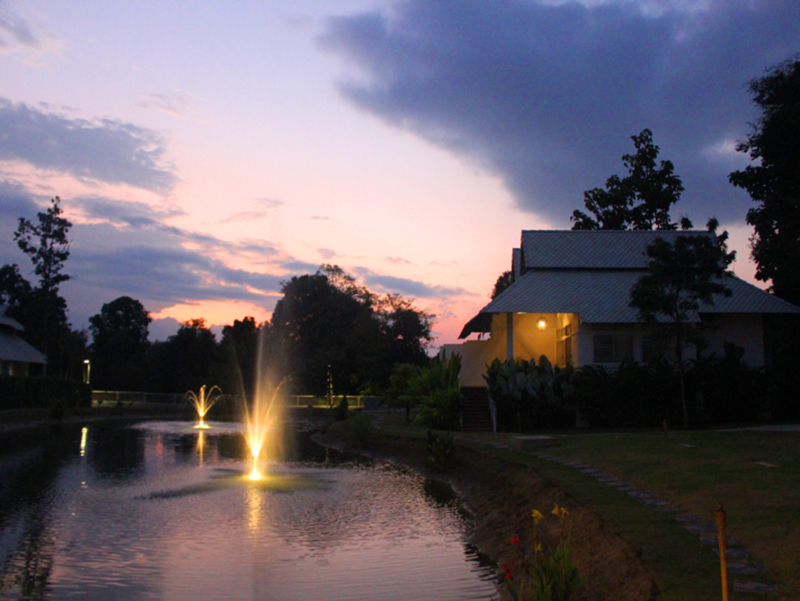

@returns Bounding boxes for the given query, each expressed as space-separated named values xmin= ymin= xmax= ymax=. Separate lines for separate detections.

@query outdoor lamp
xmin=537 ymin=316 xmax=547 ymax=330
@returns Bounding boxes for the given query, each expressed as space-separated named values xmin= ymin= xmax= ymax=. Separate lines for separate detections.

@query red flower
xmin=510 ymin=536 xmax=520 ymax=546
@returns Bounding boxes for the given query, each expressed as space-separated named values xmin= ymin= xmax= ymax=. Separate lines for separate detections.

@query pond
xmin=0 ymin=419 xmax=499 ymax=600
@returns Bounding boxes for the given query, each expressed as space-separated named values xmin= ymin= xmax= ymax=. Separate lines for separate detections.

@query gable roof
xmin=459 ymin=230 xmax=800 ymax=338
xmin=0 ymin=332 xmax=47 ymax=364
xmin=520 ymin=229 xmax=708 ymax=270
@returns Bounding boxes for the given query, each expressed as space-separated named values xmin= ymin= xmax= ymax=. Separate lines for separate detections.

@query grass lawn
xmin=377 ymin=413 xmax=799 ymax=600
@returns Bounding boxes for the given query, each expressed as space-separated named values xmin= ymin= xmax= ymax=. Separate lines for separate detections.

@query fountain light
xmin=243 ymin=379 xmax=285 ymax=481
xmin=185 ymin=384 xmax=222 ymax=429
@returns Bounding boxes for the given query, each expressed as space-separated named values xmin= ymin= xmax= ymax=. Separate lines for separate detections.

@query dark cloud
xmin=353 ymin=266 xmax=470 ymax=298
xmin=319 ymin=0 xmax=800 ymax=224
xmin=0 ymin=98 xmax=177 ymax=192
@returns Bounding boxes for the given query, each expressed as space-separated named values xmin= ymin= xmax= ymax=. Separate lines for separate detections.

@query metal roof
xmin=0 ymin=332 xmax=47 ymax=364
xmin=520 ymin=229 xmax=711 ymax=270
xmin=459 ymin=269 xmax=800 ymax=338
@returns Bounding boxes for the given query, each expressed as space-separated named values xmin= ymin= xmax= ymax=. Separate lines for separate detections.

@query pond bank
xmin=315 ymin=426 xmax=659 ymax=601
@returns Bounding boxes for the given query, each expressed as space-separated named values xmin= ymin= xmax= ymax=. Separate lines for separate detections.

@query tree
xmin=270 ymin=266 xmax=433 ymax=396
xmin=1 ymin=197 xmax=82 ymax=378
xmin=629 ymin=221 xmax=735 ymax=426
xmin=216 ymin=316 xmax=261 ymax=398
xmin=571 ymin=129 xmax=688 ymax=231
xmin=491 ymin=270 xmax=515 ymax=299
xmin=729 ymin=56 xmax=800 ymax=307
xmin=149 ymin=319 xmax=218 ymax=393
xmin=88 ymin=297 xmax=151 ymax=390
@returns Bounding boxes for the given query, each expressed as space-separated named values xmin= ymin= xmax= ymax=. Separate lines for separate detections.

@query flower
xmin=553 ymin=503 xmax=569 ymax=518
xmin=532 ymin=509 xmax=543 ymax=524
xmin=510 ymin=536 xmax=520 ymax=546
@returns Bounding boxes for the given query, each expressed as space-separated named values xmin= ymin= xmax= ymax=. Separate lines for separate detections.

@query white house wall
xmin=700 ymin=313 xmax=765 ymax=366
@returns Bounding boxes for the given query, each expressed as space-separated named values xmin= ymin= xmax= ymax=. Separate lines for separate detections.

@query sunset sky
xmin=1 ymin=0 xmax=798 ymax=346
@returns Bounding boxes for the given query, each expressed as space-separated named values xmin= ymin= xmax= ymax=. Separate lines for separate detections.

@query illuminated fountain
xmin=242 ymin=379 xmax=285 ymax=480
xmin=185 ymin=384 xmax=222 ymax=429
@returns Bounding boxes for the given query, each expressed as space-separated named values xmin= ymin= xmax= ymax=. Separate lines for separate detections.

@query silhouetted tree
xmin=215 ymin=316 xmax=261 ymax=397
xmin=1 ymin=197 xmax=85 ymax=378
xmin=572 ymin=129 xmax=688 ymax=231
xmin=729 ymin=55 xmax=800 ymax=307
xmin=89 ymin=297 xmax=151 ymax=390
xmin=491 ymin=270 xmax=515 ymax=299
xmin=271 ymin=266 xmax=433 ymax=396
xmin=149 ymin=319 xmax=218 ymax=393
xmin=629 ymin=221 xmax=735 ymax=426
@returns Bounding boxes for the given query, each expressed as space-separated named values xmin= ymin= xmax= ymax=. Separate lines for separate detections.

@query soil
xmin=316 ymin=427 xmax=659 ymax=601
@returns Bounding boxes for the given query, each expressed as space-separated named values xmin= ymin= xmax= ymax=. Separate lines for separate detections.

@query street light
xmin=83 ymin=359 xmax=91 ymax=386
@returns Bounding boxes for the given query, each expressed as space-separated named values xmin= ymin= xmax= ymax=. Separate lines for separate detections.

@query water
xmin=0 ymin=420 xmax=498 ymax=600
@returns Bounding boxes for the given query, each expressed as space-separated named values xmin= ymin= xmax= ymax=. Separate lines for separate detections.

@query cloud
xmin=220 ymin=198 xmax=284 ymax=223
xmin=318 ymin=247 xmax=338 ymax=259
xmin=0 ymin=2 xmax=57 ymax=56
xmin=135 ymin=92 xmax=195 ymax=118
xmin=353 ymin=266 xmax=470 ymax=298
xmin=319 ymin=0 xmax=800 ymax=224
xmin=385 ymin=256 xmax=411 ymax=264
xmin=0 ymin=98 xmax=177 ymax=192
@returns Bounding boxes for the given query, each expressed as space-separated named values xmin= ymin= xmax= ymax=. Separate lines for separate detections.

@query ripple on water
xmin=0 ymin=420 xmax=498 ymax=601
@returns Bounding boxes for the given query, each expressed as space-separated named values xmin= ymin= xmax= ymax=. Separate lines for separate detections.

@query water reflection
xmin=0 ymin=421 xmax=498 ymax=601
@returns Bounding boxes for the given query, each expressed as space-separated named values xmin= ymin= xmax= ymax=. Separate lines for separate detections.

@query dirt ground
xmin=319 ymin=429 xmax=660 ymax=601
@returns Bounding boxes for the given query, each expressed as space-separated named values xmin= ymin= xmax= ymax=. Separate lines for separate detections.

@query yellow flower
xmin=560 ymin=507 xmax=569 ymax=518
xmin=552 ymin=503 xmax=560 ymax=516
xmin=532 ymin=509 xmax=543 ymax=524
xmin=553 ymin=503 xmax=569 ymax=518
xmin=535 ymin=543 xmax=543 ymax=553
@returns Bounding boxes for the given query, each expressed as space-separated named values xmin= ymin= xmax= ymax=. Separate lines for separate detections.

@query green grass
xmin=377 ymin=414 xmax=798 ymax=600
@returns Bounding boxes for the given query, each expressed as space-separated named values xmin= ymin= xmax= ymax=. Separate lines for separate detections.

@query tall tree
xmin=571 ymin=129 xmax=688 ymax=231
xmin=270 ymin=266 xmax=433 ymax=396
xmin=151 ymin=318 xmax=219 ymax=393
xmin=89 ymin=297 xmax=151 ymax=390
xmin=629 ymin=220 xmax=735 ymax=426
xmin=729 ymin=56 xmax=800 ymax=307
xmin=1 ymin=197 xmax=81 ymax=378
xmin=216 ymin=316 xmax=261 ymax=397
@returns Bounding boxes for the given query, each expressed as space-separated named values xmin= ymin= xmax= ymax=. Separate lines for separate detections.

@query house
xmin=0 ymin=304 xmax=47 ymax=377
xmin=444 ymin=230 xmax=800 ymax=389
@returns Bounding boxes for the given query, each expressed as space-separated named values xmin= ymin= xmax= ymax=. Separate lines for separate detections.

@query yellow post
xmin=715 ymin=503 xmax=728 ymax=601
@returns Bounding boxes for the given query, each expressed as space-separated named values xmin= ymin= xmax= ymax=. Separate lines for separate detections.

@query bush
xmin=334 ymin=395 xmax=349 ymax=421
xmin=0 ymin=376 xmax=91 ymax=411
xmin=411 ymin=354 xmax=463 ymax=430
xmin=485 ymin=357 xmax=575 ymax=432
xmin=424 ymin=430 xmax=456 ymax=472
xmin=342 ymin=411 xmax=373 ymax=449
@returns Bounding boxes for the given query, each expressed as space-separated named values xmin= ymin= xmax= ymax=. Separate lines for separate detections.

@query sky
xmin=0 ymin=0 xmax=798 ymax=347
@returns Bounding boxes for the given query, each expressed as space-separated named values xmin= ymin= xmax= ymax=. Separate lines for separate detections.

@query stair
xmin=461 ymin=387 xmax=493 ymax=432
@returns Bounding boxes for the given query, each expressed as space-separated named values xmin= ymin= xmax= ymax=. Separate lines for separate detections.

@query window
xmin=593 ymin=334 xmax=633 ymax=364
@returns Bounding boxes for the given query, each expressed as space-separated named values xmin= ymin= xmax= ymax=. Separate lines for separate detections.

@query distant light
xmin=80 ymin=427 xmax=88 ymax=456
xmin=83 ymin=359 xmax=90 ymax=364
xmin=537 ymin=317 xmax=547 ymax=330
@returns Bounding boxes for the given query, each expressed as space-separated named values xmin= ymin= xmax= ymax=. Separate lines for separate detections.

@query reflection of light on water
xmin=80 ymin=427 xmax=88 ymax=456
xmin=246 ymin=487 xmax=263 ymax=532
xmin=197 ymin=431 xmax=205 ymax=466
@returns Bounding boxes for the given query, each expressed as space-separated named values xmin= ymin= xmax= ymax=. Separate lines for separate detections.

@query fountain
xmin=184 ymin=384 xmax=222 ymax=429
xmin=242 ymin=378 xmax=285 ymax=480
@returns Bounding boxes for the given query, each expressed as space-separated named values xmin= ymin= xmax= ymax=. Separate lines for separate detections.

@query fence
xmin=91 ymin=390 xmax=367 ymax=409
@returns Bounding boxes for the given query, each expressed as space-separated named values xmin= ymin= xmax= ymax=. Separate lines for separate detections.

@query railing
xmin=91 ymin=390 xmax=368 ymax=409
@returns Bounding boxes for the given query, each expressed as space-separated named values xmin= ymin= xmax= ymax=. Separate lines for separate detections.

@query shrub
xmin=424 ymin=430 xmax=456 ymax=472
xmin=411 ymin=353 xmax=463 ymax=430
xmin=485 ymin=357 xmax=575 ymax=432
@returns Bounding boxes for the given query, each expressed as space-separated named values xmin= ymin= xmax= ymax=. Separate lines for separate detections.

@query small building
xmin=0 ymin=304 xmax=47 ymax=377
xmin=445 ymin=230 xmax=800 ymax=389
